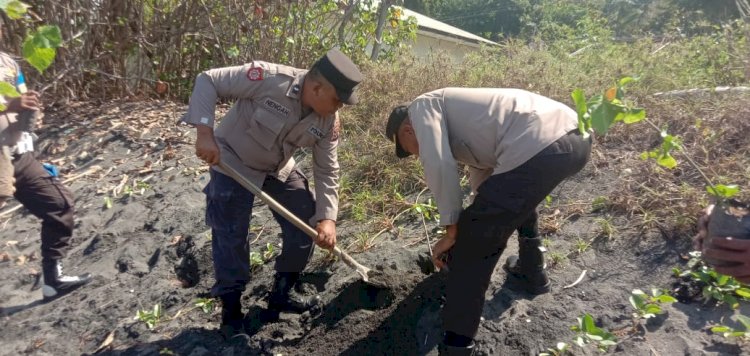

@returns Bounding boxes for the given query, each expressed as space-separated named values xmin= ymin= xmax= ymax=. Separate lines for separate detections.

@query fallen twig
xmin=93 ymin=329 xmax=115 ymax=354
xmin=62 ymin=165 xmax=102 ymax=184
xmin=563 ymin=269 xmax=587 ymax=289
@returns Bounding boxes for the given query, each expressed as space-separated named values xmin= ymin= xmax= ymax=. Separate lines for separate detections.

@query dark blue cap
xmin=313 ymin=49 xmax=362 ymax=105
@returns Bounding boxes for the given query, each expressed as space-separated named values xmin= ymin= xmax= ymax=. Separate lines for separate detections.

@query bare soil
xmin=0 ymin=101 xmax=748 ymax=356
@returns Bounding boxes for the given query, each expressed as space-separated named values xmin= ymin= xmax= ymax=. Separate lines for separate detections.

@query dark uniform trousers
xmin=443 ymin=130 xmax=592 ymax=339
xmin=204 ymin=168 xmax=316 ymax=297
xmin=12 ymin=152 xmax=76 ymax=260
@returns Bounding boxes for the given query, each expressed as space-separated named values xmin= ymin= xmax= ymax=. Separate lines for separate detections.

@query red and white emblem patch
xmin=246 ymin=67 xmax=264 ymax=81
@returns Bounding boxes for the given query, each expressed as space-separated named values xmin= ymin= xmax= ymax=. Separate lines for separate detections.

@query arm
xmin=183 ymin=63 xmax=266 ymax=165
xmin=410 ymin=97 xmax=463 ymax=226
xmin=310 ymin=114 xmax=341 ymax=249
xmin=409 ymin=97 xmax=464 ymax=269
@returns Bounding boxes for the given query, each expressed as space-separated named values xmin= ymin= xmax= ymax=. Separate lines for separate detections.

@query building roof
xmin=368 ymin=1 xmax=497 ymax=47
xmin=401 ymin=7 xmax=497 ymax=46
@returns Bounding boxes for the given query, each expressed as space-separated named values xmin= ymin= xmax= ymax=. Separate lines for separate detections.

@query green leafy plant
xmin=572 ymin=78 xmax=737 ymax=202
xmin=263 ymin=242 xmax=276 ymax=261
xmin=134 ymin=304 xmax=163 ymax=330
xmin=630 ymin=288 xmax=677 ymax=319
xmin=591 ymin=196 xmax=609 ymax=212
xmin=249 ymin=251 xmax=264 ymax=270
xmin=575 ymin=236 xmax=591 ymax=254
xmin=539 ymin=342 xmax=570 ymax=356
xmin=194 ymin=298 xmax=216 ymax=314
xmin=595 ymin=217 xmax=616 ymax=239
xmin=0 ymin=2 xmax=63 ymax=111
xmin=103 ymin=196 xmax=113 ymax=210
xmin=711 ymin=315 xmax=750 ymax=339
xmin=674 ymin=252 xmax=750 ymax=309
xmin=548 ymin=252 xmax=568 ymax=267
xmin=571 ymin=313 xmax=618 ymax=352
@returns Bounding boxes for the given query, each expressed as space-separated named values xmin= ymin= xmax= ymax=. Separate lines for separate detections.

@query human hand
xmin=6 ymin=91 xmax=40 ymax=113
xmin=693 ymin=205 xmax=714 ymax=251
xmin=432 ymin=224 xmax=458 ymax=271
xmin=315 ymin=219 xmax=336 ymax=250
xmin=703 ymin=237 xmax=750 ymax=284
xmin=195 ymin=125 xmax=220 ymax=165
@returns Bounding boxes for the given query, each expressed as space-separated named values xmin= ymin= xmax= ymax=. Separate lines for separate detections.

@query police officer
xmin=385 ymin=88 xmax=591 ymax=355
xmin=0 ymin=50 xmax=91 ymax=301
xmin=182 ymin=49 xmax=362 ymax=337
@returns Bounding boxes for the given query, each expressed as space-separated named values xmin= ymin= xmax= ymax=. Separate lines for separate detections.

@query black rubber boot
xmin=503 ymin=236 xmax=551 ymax=295
xmin=267 ymin=272 xmax=320 ymax=314
xmin=42 ymin=259 xmax=92 ymax=302
xmin=219 ymin=291 xmax=244 ymax=339
xmin=439 ymin=332 xmax=475 ymax=356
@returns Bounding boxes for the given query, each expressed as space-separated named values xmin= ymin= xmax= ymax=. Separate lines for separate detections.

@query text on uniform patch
xmin=307 ymin=125 xmax=324 ymax=139
xmin=264 ymin=98 xmax=291 ymax=118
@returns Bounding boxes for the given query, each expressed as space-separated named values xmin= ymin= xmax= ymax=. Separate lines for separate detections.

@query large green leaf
xmin=0 ymin=0 xmax=29 ymax=20
xmin=22 ymin=46 xmax=56 ymax=73
xmin=590 ymin=98 xmax=617 ymax=135
xmin=621 ymin=108 xmax=645 ymax=124
xmin=0 ymin=81 xmax=20 ymax=98
xmin=21 ymin=25 xmax=62 ymax=73
xmin=656 ymin=152 xmax=677 ymax=169
xmin=35 ymin=25 xmax=63 ymax=48
xmin=582 ymin=313 xmax=596 ymax=332
xmin=736 ymin=315 xmax=750 ymax=330
xmin=706 ymin=184 xmax=740 ymax=199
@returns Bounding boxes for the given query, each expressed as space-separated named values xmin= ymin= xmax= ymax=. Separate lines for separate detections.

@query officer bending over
xmin=385 ymin=88 xmax=591 ymax=355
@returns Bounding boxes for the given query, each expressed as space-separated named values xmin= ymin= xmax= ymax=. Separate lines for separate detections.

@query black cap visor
xmin=337 ymin=88 xmax=358 ymax=105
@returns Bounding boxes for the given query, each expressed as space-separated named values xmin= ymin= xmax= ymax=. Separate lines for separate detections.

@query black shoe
xmin=42 ymin=259 xmax=92 ymax=302
xmin=267 ymin=272 xmax=321 ymax=314
xmin=503 ymin=255 xmax=551 ymax=295
xmin=220 ymin=291 xmax=244 ymax=339
xmin=439 ymin=333 xmax=475 ymax=356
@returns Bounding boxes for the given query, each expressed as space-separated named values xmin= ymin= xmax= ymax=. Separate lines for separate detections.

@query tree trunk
xmin=371 ymin=0 xmax=392 ymax=61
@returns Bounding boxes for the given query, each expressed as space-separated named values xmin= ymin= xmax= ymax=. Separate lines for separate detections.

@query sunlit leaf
xmin=736 ymin=315 xmax=750 ymax=329
xmin=0 ymin=0 xmax=29 ymax=20
xmin=656 ymin=153 xmax=677 ymax=169
xmin=621 ymin=108 xmax=645 ymax=124
xmin=706 ymin=184 xmax=740 ymax=199
xmin=0 ymin=82 xmax=20 ymax=98
xmin=618 ymin=77 xmax=635 ymax=87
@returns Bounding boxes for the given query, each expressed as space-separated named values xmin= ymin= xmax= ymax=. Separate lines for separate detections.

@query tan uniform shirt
xmin=182 ymin=61 xmax=341 ymax=224
xmin=408 ymin=87 xmax=578 ymax=226
xmin=0 ymin=52 xmax=23 ymax=147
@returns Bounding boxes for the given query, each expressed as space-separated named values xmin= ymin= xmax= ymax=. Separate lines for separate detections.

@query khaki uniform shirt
xmin=182 ymin=61 xmax=341 ymax=224
xmin=0 ymin=52 xmax=23 ymax=147
xmin=408 ymin=87 xmax=578 ymax=225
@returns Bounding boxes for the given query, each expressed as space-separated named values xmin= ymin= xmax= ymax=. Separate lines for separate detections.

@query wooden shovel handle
xmin=216 ymin=162 xmax=371 ymax=275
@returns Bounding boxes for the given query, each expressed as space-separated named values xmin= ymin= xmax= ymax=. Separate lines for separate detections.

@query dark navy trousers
xmin=204 ymin=168 xmax=315 ymax=297
xmin=442 ymin=130 xmax=592 ymax=340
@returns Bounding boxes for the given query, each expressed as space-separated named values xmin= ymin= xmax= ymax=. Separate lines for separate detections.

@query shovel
xmin=217 ymin=161 xmax=386 ymax=287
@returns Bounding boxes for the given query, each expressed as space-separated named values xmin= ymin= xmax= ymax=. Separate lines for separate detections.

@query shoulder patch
xmin=331 ymin=117 xmax=340 ymax=141
xmin=247 ymin=67 xmax=264 ymax=81
xmin=263 ymin=98 xmax=291 ymax=118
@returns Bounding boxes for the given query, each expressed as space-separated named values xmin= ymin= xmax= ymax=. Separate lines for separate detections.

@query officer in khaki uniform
xmin=182 ymin=49 xmax=362 ymax=337
xmin=385 ymin=88 xmax=591 ymax=355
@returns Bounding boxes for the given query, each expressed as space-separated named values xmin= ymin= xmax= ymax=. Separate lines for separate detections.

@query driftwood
xmin=652 ymin=86 xmax=750 ymax=98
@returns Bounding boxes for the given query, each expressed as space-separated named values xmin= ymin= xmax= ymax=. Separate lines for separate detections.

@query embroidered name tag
xmin=307 ymin=125 xmax=324 ymax=139
xmin=264 ymin=98 xmax=290 ymax=118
